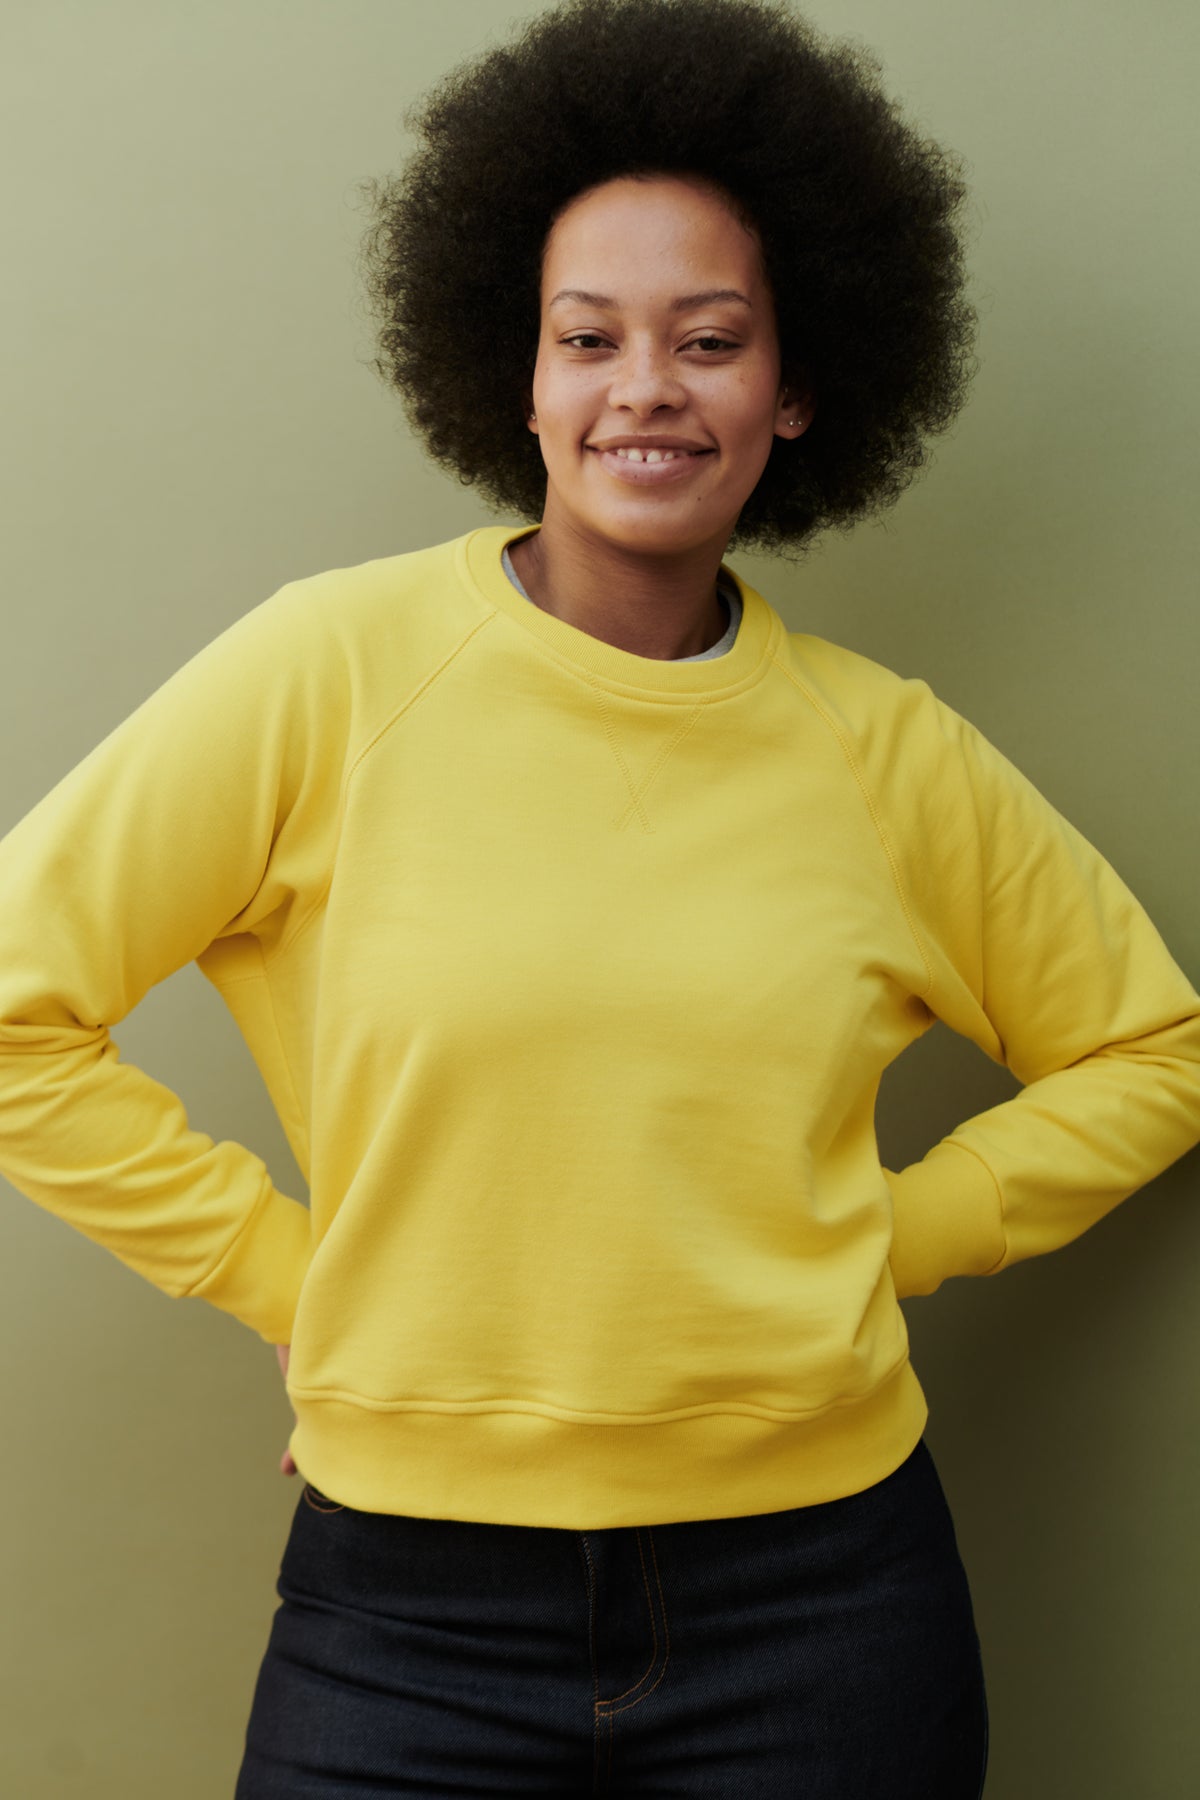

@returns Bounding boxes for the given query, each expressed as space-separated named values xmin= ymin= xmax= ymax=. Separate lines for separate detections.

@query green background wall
xmin=2 ymin=1 xmax=1197 ymax=1793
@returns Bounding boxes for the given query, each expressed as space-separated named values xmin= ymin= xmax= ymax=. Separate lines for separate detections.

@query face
xmin=526 ymin=173 xmax=809 ymax=559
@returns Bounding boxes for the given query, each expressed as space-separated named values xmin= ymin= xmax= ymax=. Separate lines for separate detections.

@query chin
xmin=583 ymin=486 xmax=728 ymax=533
xmin=599 ymin=509 xmax=733 ymax=555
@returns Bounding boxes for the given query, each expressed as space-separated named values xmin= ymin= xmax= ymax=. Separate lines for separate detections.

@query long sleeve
xmin=0 ymin=584 xmax=340 ymax=1343
xmin=878 ymin=678 xmax=1200 ymax=1299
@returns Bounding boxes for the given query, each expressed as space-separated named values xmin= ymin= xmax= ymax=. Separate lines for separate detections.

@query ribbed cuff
xmin=186 ymin=1185 xmax=313 ymax=1343
xmin=884 ymin=1140 xmax=1006 ymax=1298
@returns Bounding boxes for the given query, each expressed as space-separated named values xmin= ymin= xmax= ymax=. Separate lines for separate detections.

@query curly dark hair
xmin=359 ymin=0 xmax=976 ymax=556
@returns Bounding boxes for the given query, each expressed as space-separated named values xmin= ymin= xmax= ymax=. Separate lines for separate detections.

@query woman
xmin=1 ymin=1 xmax=1197 ymax=1794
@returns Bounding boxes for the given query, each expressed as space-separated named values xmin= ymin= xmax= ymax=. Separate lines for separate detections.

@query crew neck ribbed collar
xmin=460 ymin=524 xmax=780 ymax=700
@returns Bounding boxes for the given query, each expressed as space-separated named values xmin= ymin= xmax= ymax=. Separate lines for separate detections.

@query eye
xmin=559 ymin=333 xmax=739 ymax=352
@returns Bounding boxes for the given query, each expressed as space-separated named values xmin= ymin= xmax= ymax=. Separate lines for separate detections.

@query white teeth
xmin=614 ymin=446 xmax=682 ymax=462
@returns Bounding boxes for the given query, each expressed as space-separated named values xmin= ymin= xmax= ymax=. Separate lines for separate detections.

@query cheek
xmin=530 ymin=338 xmax=558 ymax=411
xmin=533 ymin=370 xmax=595 ymax=442
xmin=697 ymin=365 xmax=776 ymax=438
xmin=529 ymin=355 xmax=547 ymax=419
xmin=737 ymin=369 xmax=782 ymax=428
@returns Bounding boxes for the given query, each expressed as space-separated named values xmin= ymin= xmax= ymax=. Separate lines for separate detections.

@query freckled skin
xmin=510 ymin=174 xmax=811 ymax=661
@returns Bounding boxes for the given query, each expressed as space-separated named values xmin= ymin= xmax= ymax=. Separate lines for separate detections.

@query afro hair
xmin=359 ymin=0 xmax=977 ymax=555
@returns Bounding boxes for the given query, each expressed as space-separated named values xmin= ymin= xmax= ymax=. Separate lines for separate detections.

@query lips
xmin=588 ymin=445 xmax=714 ymax=486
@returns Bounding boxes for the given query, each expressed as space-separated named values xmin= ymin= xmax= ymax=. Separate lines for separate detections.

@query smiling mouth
xmin=588 ymin=445 xmax=715 ymax=484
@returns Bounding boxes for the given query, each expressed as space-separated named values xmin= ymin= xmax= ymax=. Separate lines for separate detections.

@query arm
xmin=879 ymin=682 xmax=1200 ymax=1298
xmin=0 ymin=584 xmax=339 ymax=1342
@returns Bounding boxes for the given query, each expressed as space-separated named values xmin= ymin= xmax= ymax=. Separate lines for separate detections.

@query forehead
xmin=541 ymin=174 xmax=765 ymax=293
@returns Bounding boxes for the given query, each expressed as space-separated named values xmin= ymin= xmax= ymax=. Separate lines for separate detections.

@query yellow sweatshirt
xmin=2 ymin=524 xmax=1199 ymax=1528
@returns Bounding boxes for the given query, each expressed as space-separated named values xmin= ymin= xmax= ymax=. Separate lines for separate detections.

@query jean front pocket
xmin=302 ymin=1481 xmax=347 ymax=1514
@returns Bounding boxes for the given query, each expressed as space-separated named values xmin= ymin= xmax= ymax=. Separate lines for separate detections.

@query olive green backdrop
xmin=2 ymin=1 xmax=1197 ymax=1794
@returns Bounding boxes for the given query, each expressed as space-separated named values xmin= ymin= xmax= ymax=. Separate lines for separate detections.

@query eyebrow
xmin=548 ymin=288 xmax=753 ymax=311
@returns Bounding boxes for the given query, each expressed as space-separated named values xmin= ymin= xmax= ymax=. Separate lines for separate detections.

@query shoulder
xmin=129 ymin=533 xmax=488 ymax=777
xmin=774 ymin=630 xmax=952 ymax=753
xmin=245 ymin=532 xmax=475 ymax=647
xmin=772 ymin=631 xmax=1026 ymax=841
xmin=198 ymin=532 xmax=486 ymax=705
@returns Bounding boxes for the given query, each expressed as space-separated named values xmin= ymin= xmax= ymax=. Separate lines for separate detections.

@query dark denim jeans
xmin=234 ymin=1437 xmax=988 ymax=1797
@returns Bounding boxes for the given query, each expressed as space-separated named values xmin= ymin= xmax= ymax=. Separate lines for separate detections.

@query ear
xmin=773 ymin=387 xmax=813 ymax=441
xmin=521 ymin=388 xmax=539 ymax=434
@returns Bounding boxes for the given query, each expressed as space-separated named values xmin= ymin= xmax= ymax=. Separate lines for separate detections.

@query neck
xmin=507 ymin=515 xmax=731 ymax=660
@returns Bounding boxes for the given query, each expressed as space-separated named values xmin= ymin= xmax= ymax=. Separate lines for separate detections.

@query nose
xmin=606 ymin=338 xmax=687 ymax=415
